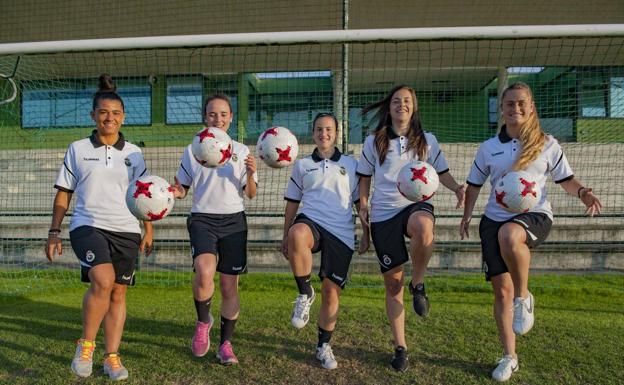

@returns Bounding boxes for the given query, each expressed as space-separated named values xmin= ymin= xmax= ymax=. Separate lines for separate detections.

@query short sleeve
xmin=548 ymin=138 xmax=574 ymax=183
xmin=425 ymin=133 xmax=449 ymax=174
xmin=351 ymin=174 xmax=360 ymax=204
xmin=466 ymin=144 xmax=490 ymax=187
xmin=176 ymin=146 xmax=194 ymax=188
xmin=356 ymin=136 xmax=376 ymax=177
xmin=128 ymin=150 xmax=148 ymax=182
xmin=54 ymin=144 xmax=78 ymax=192
xmin=284 ymin=160 xmax=303 ymax=202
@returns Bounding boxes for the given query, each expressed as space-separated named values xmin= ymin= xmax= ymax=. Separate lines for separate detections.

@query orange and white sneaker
xmin=71 ymin=339 xmax=95 ymax=378
xmin=103 ymin=353 xmax=129 ymax=381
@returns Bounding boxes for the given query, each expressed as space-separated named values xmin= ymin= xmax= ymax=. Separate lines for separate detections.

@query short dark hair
xmin=92 ymin=74 xmax=124 ymax=111
xmin=312 ymin=112 xmax=338 ymax=132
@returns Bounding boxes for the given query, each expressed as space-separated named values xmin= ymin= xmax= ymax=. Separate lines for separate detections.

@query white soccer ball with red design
xmin=126 ymin=175 xmax=175 ymax=221
xmin=256 ymin=126 xmax=299 ymax=168
xmin=494 ymin=170 xmax=541 ymax=213
xmin=191 ymin=127 xmax=233 ymax=168
xmin=396 ymin=161 xmax=439 ymax=202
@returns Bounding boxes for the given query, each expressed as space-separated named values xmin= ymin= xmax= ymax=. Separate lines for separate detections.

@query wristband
xmin=577 ymin=187 xmax=585 ymax=198
xmin=48 ymin=229 xmax=61 ymax=235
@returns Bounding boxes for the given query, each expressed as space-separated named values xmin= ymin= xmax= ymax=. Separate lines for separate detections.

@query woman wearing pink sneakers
xmin=172 ymin=93 xmax=257 ymax=365
xmin=45 ymin=74 xmax=154 ymax=381
xmin=461 ymin=82 xmax=602 ymax=382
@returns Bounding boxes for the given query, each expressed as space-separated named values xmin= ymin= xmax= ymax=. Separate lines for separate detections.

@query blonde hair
xmin=361 ymin=85 xmax=427 ymax=164
xmin=501 ymin=82 xmax=546 ymax=170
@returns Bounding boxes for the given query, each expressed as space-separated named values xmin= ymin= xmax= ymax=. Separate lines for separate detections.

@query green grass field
xmin=1 ymin=272 xmax=623 ymax=385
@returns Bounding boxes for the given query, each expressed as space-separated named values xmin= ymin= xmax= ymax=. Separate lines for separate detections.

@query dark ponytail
xmin=92 ymin=74 xmax=124 ymax=111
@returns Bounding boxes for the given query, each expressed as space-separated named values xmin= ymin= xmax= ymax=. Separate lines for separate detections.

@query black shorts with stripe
xmin=479 ymin=213 xmax=552 ymax=281
xmin=187 ymin=211 xmax=248 ymax=275
xmin=291 ymin=214 xmax=354 ymax=289
xmin=69 ymin=225 xmax=141 ymax=285
xmin=370 ymin=202 xmax=435 ymax=274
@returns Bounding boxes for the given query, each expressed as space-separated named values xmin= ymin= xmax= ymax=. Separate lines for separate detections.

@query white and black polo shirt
xmin=356 ymin=131 xmax=449 ymax=223
xmin=54 ymin=131 xmax=147 ymax=234
xmin=284 ymin=148 xmax=359 ymax=249
xmin=466 ymin=125 xmax=574 ymax=221
xmin=176 ymin=140 xmax=258 ymax=215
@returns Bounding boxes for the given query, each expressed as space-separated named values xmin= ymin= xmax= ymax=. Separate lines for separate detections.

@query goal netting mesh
xmin=1 ymin=30 xmax=623 ymax=291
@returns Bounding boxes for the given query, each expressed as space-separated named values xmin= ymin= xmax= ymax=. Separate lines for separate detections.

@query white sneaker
xmin=492 ymin=355 xmax=518 ymax=382
xmin=513 ymin=292 xmax=535 ymax=335
xmin=291 ymin=289 xmax=315 ymax=329
xmin=316 ymin=343 xmax=338 ymax=369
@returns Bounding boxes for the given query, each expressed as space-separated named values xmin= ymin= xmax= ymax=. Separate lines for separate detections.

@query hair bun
xmin=97 ymin=74 xmax=117 ymax=93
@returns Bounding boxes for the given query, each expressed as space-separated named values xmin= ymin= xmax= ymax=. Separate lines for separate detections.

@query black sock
xmin=317 ymin=326 xmax=333 ymax=348
xmin=294 ymin=274 xmax=313 ymax=297
xmin=194 ymin=297 xmax=212 ymax=323
xmin=220 ymin=316 xmax=237 ymax=345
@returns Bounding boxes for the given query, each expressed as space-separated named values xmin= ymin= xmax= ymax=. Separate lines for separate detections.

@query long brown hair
xmin=361 ymin=85 xmax=427 ymax=164
xmin=501 ymin=82 xmax=546 ymax=170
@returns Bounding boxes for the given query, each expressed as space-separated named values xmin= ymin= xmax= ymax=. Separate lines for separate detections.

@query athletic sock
xmin=194 ymin=297 xmax=212 ymax=323
xmin=220 ymin=316 xmax=237 ymax=345
xmin=294 ymin=274 xmax=313 ymax=297
xmin=317 ymin=326 xmax=333 ymax=348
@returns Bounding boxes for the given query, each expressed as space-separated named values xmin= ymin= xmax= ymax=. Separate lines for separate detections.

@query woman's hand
xmin=281 ymin=235 xmax=289 ymax=260
xmin=171 ymin=176 xmax=186 ymax=199
xmin=358 ymin=203 xmax=370 ymax=230
xmin=459 ymin=215 xmax=471 ymax=240
xmin=580 ymin=188 xmax=602 ymax=217
xmin=45 ymin=232 xmax=62 ymax=261
xmin=140 ymin=226 xmax=154 ymax=256
xmin=454 ymin=184 xmax=466 ymax=209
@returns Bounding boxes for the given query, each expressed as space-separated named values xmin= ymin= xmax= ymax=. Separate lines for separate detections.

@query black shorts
xmin=69 ymin=226 xmax=141 ymax=285
xmin=187 ymin=212 xmax=248 ymax=275
xmin=292 ymin=214 xmax=354 ymax=289
xmin=370 ymin=202 xmax=435 ymax=274
xmin=479 ymin=213 xmax=552 ymax=281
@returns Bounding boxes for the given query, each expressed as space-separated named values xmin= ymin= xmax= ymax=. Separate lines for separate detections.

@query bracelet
xmin=577 ymin=187 xmax=585 ymax=198
xmin=48 ymin=229 xmax=61 ymax=236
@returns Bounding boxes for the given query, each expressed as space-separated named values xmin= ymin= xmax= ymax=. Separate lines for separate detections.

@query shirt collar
xmin=388 ymin=127 xmax=399 ymax=139
xmin=498 ymin=125 xmax=513 ymax=143
xmin=311 ymin=147 xmax=342 ymax=162
xmin=89 ymin=130 xmax=126 ymax=150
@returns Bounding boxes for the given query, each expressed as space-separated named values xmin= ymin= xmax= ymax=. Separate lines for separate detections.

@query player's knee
xmin=408 ymin=217 xmax=434 ymax=245
xmin=289 ymin=224 xmax=311 ymax=246
xmin=321 ymin=281 xmax=341 ymax=300
xmin=493 ymin=282 xmax=513 ymax=304
xmin=109 ymin=285 xmax=127 ymax=304
xmin=498 ymin=223 xmax=524 ymax=251
xmin=220 ymin=277 xmax=239 ymax=299
xmin=384 ymin=278 xmax=404 ymax=297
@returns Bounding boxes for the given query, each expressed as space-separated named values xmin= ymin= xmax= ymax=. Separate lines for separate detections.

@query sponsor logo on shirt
xmin=125 ymin=157 xmax=132 ymax=167
xmin=491 ymin=151 xmax=504 ymax=157
xmin=232 ymin=153 xmax=238 ymax=162
xmin=85 ymin=250 xmax=95 ymax=262
xmin=306 ymin=168 xmax=320 ymax=172
xmin=83 ymin=157 xmax=100 ymax=161
xmin=339 ymin=166 xmax=347 ymax=175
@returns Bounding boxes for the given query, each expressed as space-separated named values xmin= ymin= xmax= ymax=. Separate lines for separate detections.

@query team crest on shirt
xmin=125 ymin=157 xmax=132 ymax=167
xmin=232 ymin=153 xmax=238 ymax=162
xmin=339 ymin=166 xmax=347 ymax=175
xmin=85 ymin=250 xmax=95 ymax=262
xmin=382 ymin=254 xmax=392 ymax=266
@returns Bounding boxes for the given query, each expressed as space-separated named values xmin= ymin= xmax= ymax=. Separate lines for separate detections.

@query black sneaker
xmin=409 ymin=282 xmax=430 ymax=317
xmin=390 ymin=346 xmax=408 ymax=372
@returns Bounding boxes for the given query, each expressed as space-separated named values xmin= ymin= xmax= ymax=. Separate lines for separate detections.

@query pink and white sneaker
xmin=216 ymin=340 xmax=239 ymax=365
xmin=191 ymin=315 xmax=213 ymax=357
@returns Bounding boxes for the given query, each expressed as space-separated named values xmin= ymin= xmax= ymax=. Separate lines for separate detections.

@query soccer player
xmin=171 ymin=94 xmax=257 ymax=365
xmin=282 ymin=113 xmax=367 ymax=369
xmin=460 ymin=82 xmax=602 ymax=382
xmin=357 ymin=85 xmax=465 ymax=371
xmin=45 ymin=74 xmax=154 ymax=381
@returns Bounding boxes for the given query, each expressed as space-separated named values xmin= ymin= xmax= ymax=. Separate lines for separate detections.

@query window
xmin=580 ymin=68 xmax=624 ymax=118
xmin=610 ymin=77 xmax=624 ymax=118
xmin=166 ymin=76 xmax=203 ymax=124
xmin=21 ymin=78 xmax=151 ymax=128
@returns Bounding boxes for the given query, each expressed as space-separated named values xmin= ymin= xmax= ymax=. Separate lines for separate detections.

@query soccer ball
xmin=494 ymin=170 xmax=541 ymax=213
xmin=191 ymin=127 xmax=233 ymax=167
xmin=256 ymin=126 xmax=298 ymax=168
xmin=396 ymin=161 xmax=439 ymax=202
xmin=126 ymin=175 xmax=175 ymax=221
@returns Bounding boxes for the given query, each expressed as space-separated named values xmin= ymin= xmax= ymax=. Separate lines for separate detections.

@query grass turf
xmin=1 ymin=272 xmax=623 ymax=385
